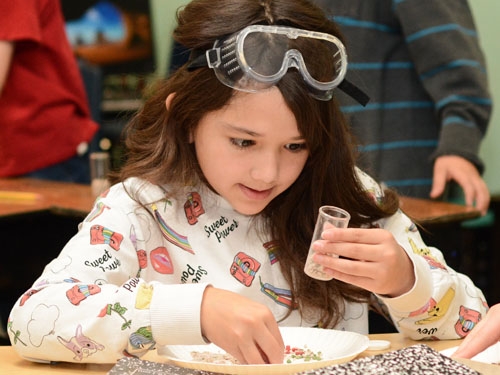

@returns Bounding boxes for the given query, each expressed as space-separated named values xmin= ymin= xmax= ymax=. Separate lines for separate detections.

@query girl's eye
xmin=231 ymin=138 xmax=255 ymax=148
xmin=286 ymin=143 xmax=307 ymax=152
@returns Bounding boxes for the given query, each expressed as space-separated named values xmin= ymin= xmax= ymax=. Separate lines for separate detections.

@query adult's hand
xmin=430 ymin=155 xmax=490 ymax=216
xmin=200 ymin=286 xmax=284 ymax=364
xmin=452 ymin=303 xmax=500 ymax=359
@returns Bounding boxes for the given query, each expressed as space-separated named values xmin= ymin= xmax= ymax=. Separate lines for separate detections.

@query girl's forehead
xmin=234 ymin=89 xmax=297 ymax=117
xmin=199 ymin=89 xmax=303 ymax=138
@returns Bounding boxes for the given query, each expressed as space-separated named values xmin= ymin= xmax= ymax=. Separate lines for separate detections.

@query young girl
xmin=8 ymin=0 xmax=487 ymax=365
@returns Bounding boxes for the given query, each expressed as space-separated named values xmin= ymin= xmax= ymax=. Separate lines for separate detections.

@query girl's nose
xmin=250 ymin=152 xmax=279 ymax=184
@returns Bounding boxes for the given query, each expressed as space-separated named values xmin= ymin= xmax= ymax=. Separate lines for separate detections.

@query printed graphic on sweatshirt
xmin=409 ymin=238 xmax=446 ymax=271
xmin=129 ymin=326 xmax=155 ymax=351
xmin=180 ymin=264 xmax=208 ymax=284
xmin=48 ymin=255 xmax=73 ymax=274
xmin=415 ymin=287 xmax=455 ymax=325
xmin=135 ymin=283 xmax=153 ymax=309
xmin=28 ymin=304 xmax=60 ymax=347
xmin=365 ymin=187 xmax=383 ymax=205
xmin=20 ymin=279 xmax=70 ymax=306
xmin=406 ymin=221 xmax=418 ymax=233
xmin=230 ymin=252 xmax=261 ymax=287
xmin=130 ymin=224 xmax=138 ymax=250
xmin=85 ymin=201 xmax=110 ymax=222
xmin=90 ymin=225 xmax=124 ymax=251
xmin=128 ymin=211 xmax=153 ymax=250
xmin=409 ymin=297 xmax=437 ymax=318
xmin=66 ymin=284 xmax=102 ymax=305
xmin=98 ymin=302 xmax=132 ymax=330
xmin=259 ymin=277 xmax=295 ymax=308
xmin=151 ymin=203 xmax=194 ymax=254
xmin=150 ymin=246 xmax=174 ymax=274
xmin=57 ymin=324 xmax=104 ymax=361
xmin=205 ymin=215 xmax=239 ymax=243
xmin=136 ymin=254 xmax=145 ymax=278
xmin=137 ymin=249 xmax=147 ymax=270
xmin=264 ymin=240 xmax=279 ymax=265
xmin=453 ymin=287 xmax=489 ymax=337
xmin=84 ymin=248 xmax=121 ymax=272
xmin=455 ymin=305 xmax=482 ymax=338
xmin=184 ymin=192 xmax=205 ymax=224
xmin=19 ymin=288 xmax=40 ymax=306
xmin=7 ymin=318 xmax=27 ymax=346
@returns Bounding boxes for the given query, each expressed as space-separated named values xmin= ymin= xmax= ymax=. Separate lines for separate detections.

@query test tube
xmin=90 ymin=152 xmax=110 ymax=196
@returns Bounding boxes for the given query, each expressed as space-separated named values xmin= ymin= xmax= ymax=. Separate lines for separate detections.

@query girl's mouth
xmin=239 ymin=184 xmax=273 ymax=200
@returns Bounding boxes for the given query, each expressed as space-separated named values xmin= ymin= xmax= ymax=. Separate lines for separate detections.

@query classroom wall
xmin=150 ymin=0 xmax=189 ymax=77
xmin=150 ymin=0 xmax=500 ymax=195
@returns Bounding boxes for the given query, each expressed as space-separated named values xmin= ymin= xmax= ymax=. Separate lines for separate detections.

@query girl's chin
xmin=232 ymin=203 xmax=266 ymax=216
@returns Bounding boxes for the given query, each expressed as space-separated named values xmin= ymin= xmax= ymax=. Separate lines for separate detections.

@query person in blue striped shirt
xmin=313 ymin=0 xmax=491 ymax=215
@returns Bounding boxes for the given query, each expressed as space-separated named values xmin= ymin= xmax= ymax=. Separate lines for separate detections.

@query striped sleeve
xmin=393 ymin=0 xmax=492 ymax=170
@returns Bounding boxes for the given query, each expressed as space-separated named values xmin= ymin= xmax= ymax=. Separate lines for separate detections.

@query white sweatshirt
xmin=8 ymin=170 xmax=487 ymax=363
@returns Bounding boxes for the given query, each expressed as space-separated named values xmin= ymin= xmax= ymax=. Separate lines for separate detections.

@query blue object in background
xmin=65 ymin=1 xmax=125 ymax=47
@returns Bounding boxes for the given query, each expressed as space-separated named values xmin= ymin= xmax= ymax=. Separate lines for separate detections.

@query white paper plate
xmin=158 ymin=327 xmax=369 ymax=375
xmin=441 ymin=341 xmax=500 ymax=364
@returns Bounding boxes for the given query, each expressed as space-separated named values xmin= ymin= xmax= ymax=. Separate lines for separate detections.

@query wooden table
xmin=0 ymin=333 xmax=498 ymax=374
xmin=399 ymin=196 xmax=481 ymax=225
xmin=0 ymin=178 xmax=96 ymax=218
xmin=0 ymin=178 xmax=481 ymax=225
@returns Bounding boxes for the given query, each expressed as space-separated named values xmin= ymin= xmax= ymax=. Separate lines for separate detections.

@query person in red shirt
xmin=0 ymin=0 xmax=99 ymax=183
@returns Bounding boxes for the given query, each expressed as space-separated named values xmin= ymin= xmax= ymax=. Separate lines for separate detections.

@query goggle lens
xmin=242 ymin=32 xmax=345 ymax=84
xmin=205 ymin=25 xmax=348 ymax=100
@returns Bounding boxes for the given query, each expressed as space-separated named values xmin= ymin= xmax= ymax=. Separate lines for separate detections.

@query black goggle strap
xmin=187 ymin=49 xmax=370 ymax=106
xmin=187 ymin=49 xmax=220 ymax=70
xmin=337 ymin=79 xmax=369 ymax=106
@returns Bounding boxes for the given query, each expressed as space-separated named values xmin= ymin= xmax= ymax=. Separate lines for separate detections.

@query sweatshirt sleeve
xmin=376 ymin=209 xmax=488 ymax=340
xmin=7 ymin=182 xmax=209 ymax=363
xmin=356 ymin=168 xmax=488 ymax=339
xmin=394 ymin=0 xmax=492 ymax=171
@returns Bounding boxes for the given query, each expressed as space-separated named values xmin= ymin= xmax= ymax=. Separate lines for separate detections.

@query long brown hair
xmin=115 ymin=0 xmax=400 ymax=328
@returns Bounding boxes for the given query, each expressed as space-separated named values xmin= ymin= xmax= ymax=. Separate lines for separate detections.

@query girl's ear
xmin=166 ymin=92 xmax=195 ymax=142
xmin=165 ymin=92 xmax=176 ymax=110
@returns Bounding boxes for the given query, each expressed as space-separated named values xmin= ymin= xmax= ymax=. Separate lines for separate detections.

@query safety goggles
xmin=188 ymin=25 xmax=369 ymax=104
